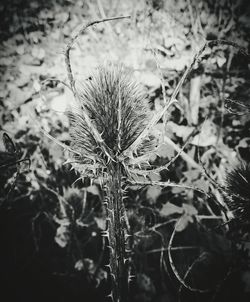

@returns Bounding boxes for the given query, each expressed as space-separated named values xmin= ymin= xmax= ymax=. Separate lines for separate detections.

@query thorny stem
xmin=128 ymin=180 xmax=210 ymax=196
xmin=128 ymin=126 xmax=201 ymax=174
xmin=64 ymin=17 xmax=133 ymax=302
xmin=104 ymin=162 xmax=130 ymax=302
xmin=121 ymin=39 xmax=249 ymax=159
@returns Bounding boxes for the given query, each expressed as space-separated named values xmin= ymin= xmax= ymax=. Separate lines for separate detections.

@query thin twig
xmin=168 ymin=218 xmax=211 ymax=293
xmin=178 ymin=252 xmax=210 ymax=302
xmin=146 ymin=246 xmax=199 ymax=254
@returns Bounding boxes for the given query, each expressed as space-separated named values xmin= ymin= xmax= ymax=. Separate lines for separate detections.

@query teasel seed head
xmin=68 ymin=62 xmax=156 ymax=177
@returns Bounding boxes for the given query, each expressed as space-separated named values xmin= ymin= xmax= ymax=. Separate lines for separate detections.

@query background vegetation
xmin=0 ymin=0 xmax=250 ymax=301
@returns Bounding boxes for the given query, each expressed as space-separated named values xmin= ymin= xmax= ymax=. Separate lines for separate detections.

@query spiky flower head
xmin=68 ymin=63 xmax=155 ymax=177
xmin=225 ymin=161 xmax=250 ymax=224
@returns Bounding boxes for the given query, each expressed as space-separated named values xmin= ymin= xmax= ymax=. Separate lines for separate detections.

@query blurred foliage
xmin=0 ymin=0 xmax=250 ymax=302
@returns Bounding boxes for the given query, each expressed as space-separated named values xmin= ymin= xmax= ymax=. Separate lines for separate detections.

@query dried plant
xmin=40 ymin=16 xmax=250 ymax=302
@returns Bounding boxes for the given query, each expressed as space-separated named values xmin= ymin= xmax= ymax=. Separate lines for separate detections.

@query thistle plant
xmin=41 ymin=15 xmax=250 ymax=302
xmin=67 ymin=61 xmax=156 ymax=301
